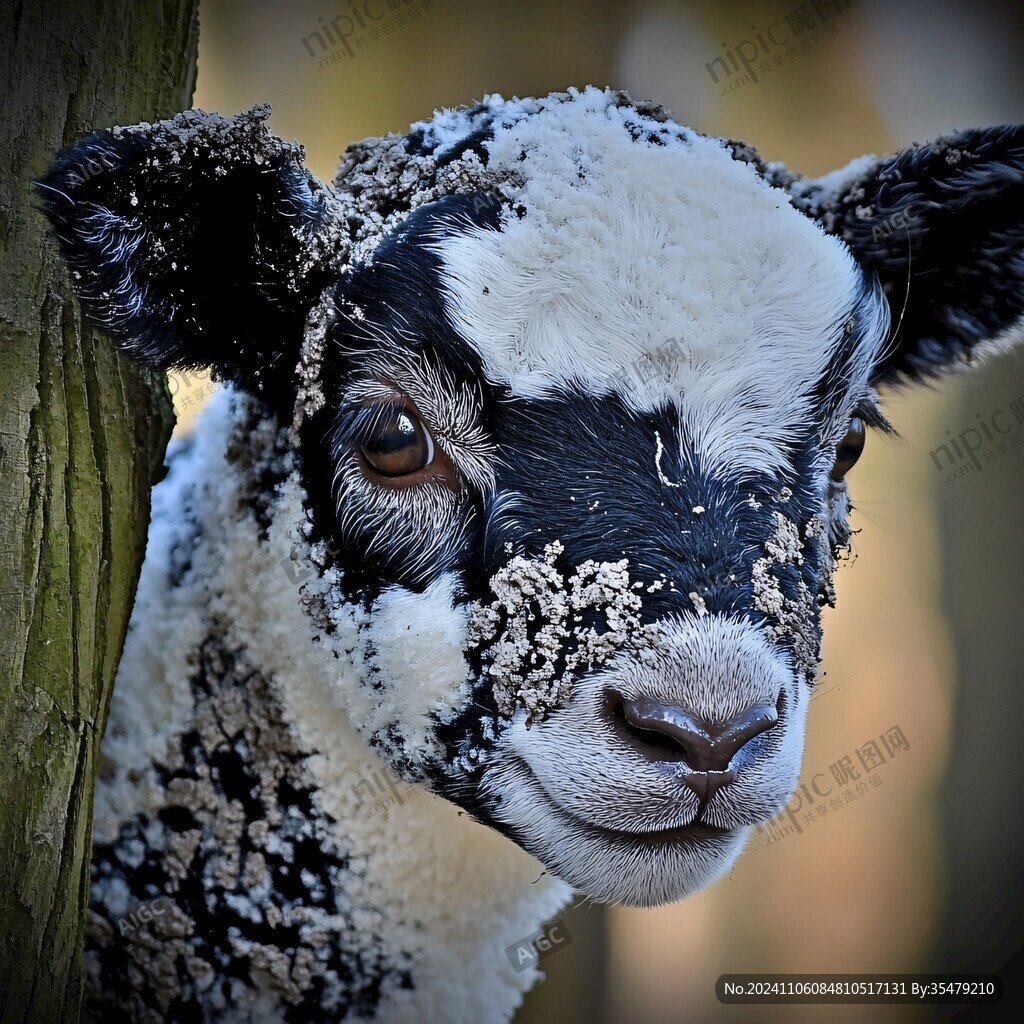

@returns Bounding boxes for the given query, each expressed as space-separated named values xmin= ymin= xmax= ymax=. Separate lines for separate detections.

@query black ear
xmin=795 ymin=126 xmax=1024 ymax=386
xmin=36 ymin=105 xmax=344 ymax=393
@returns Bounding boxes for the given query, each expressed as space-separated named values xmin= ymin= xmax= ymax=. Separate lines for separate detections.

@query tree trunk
xmin=0 ymin=3 xmax=198 ymax=1020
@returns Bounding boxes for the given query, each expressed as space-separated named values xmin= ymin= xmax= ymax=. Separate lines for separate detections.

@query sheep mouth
xmin=478 ymin=754 xmax=756 ymax=904
xmin=577 ymin=817 xmax=737 ymax=853
xmin=509 ymin=755 xmax=738 ymax=851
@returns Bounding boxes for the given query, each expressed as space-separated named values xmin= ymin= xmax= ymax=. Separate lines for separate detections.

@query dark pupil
xmin=365 ymin=414 xmax=417 ymax=457
xmin=836 ymin=436 xmax=861 ymax=462
xmin=361 ymin=411 xmax=429 ymax=476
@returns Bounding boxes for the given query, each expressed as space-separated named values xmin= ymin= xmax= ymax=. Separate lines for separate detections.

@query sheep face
xmin=39 ymin=89 xmax=1024 ymax=907
xmin=311 ymin=178 xmax=885 ymax=907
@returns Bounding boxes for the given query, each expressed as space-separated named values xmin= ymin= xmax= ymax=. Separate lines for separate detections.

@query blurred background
xmin=180 ymin=1 xmax=1024 ymax=1020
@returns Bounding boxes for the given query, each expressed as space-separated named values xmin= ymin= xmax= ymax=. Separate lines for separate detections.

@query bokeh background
xmin=177 ymin=1 xmax=1024 ymax=1020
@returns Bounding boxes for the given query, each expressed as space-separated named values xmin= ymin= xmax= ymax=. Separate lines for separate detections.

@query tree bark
xmin=0 ymin=2 xmax=198 ymax=1020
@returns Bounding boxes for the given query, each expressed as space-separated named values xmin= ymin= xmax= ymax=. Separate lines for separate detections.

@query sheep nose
xmin=613 ymin=697 xmax=778 ymax=800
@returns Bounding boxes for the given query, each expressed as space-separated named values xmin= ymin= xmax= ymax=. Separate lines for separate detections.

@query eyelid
xmin=350 ymin=396 xmax=428 ymax=438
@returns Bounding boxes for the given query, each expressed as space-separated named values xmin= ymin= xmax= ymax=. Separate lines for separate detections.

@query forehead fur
xmin=386 ymin=87 xmax=888 ymax=476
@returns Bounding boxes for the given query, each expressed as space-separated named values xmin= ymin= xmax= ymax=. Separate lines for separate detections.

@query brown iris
xmin=831 ymin=416 xmax=866 ymax=481
xmin=360 ymin=409 xmax=434 ymax=477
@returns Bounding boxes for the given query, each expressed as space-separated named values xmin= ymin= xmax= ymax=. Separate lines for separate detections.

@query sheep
xmin=37 ymin=86 xmax=1024 ymax=1023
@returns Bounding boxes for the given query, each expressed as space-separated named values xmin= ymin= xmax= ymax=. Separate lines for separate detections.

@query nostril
xmin=610 ymin=696 xmax=779 ymax=774
xmin=614 ymin=699 xmax=711 ymax=765
xmin=611 ymin=700 xmax=693 ymax=762
xmin=715 ymin=702 xmax=779 ymax=765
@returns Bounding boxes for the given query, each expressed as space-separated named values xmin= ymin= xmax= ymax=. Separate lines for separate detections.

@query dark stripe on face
xmin=477 ymin=390 xmax=826 ymax=638
xmin=428 ymin=392 xmax=831 ymax=791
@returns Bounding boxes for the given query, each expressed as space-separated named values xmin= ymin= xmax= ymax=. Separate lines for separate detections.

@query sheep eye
xmin=831 ymin=416 xmax=866 ymax=481
xmin=360 ymin=409 xmax=434 ymax=477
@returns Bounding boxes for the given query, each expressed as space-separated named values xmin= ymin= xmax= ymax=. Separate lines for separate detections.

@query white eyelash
xmin=331 ymin=452 xmax=472 ymax=586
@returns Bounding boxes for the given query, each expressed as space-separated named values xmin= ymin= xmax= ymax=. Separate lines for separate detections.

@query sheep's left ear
xmin=795 ymin=126 xmax=1024 ymax=386
xmin=36 ymin=105 xmax=344 ymax=394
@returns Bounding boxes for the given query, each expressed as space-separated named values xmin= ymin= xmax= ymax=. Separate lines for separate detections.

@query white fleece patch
xmin=357 ymin=574 xmax=475 ymax=757
xmin=95 ymin=395 xmax=238 ymax=845
xmin=431 ymin=87 xmax=881 ymax=477
xmin=256 ymin=475 xmax=572 ymax=1024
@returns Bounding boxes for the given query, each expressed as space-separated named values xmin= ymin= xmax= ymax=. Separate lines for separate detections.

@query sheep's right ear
xmin=36 ymin=105 xmax=344 ymax=392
